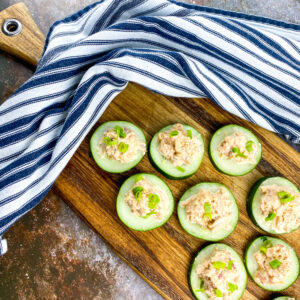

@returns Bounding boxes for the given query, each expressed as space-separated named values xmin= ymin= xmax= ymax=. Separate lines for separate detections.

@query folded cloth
xmin=0 ymin=0 xmax=299 ymax=255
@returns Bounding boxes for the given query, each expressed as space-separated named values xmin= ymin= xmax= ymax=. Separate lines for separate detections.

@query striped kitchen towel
xmin=0 ymin=0 xmax=299 ymax=255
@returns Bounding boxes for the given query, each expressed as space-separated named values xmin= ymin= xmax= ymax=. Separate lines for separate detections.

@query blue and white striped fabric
xmin=0 ymin=0 xmax=299 ymax=255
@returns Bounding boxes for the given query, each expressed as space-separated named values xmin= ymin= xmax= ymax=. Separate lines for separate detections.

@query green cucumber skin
xmin=149 ymin=124 xmax=204 ymax=180
xmin=116 ymin=173 xmax=175 ymax=231
xmin=244 ymin=236 xmax=300 ymax=292
xmin=90 ymin=121 xmax=146 ymax=174
xmin=209 ymin=124 xmax=262 ymax=176
xmin=247 ymin=177 xmax=300 ymax=234
xmin=189 ymin=243 xmax=247 ymax=300
xmin=178 ymin=183 xmax=239 ymax=241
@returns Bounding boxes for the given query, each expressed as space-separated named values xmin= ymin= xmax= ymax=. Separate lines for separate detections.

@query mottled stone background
xmin=0 ymin=1 xmax=299 ymax=299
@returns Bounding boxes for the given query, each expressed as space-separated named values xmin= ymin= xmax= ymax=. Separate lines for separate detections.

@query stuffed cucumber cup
xmin=149 ymin=123 xmax=204 ymax=179
xmin=116 ymin=173 xmax=174 ymax=231
xmin=244 ymin=236 xmax=299 ymax=291
xmin=272 ymin=297 xmax=297 ymax=300
xmin=247 ymin=177 xmax=300 ymax=234
xmin=209 ymin=124 xmax=261 ymax=176
xmin=178 ymin=183 xmax=238 ymax=241
xmin=190 ymin=243 xmax=247 ymax=300
xmin=90 ymin=121 xmax=146 ymax=173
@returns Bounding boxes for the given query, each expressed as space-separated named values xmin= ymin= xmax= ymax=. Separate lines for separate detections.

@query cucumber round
xmin=149 ymin=124 xmax=204 ymax=179
xmin=116 ymin=173 xmax=174 ymax=231
xmin=247 ymin=177 xmax=300 ymax=234
xmin=178 ymin=183 xmax=238 ymax=241
xmin=90 ymin=121 xmax=146 ymax=173
xmin=190 ymin=243 xmax=247 ymax=300
xmin=209 ymin=124 xmax=262 ymax=176
xmin=272 ymin=297 xmax=297 ymax=300
xmin=244 ymin=236 xmax=299 ymax=291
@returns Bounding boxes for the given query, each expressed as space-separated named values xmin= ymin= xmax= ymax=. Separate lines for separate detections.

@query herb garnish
xmin=246 ymin=140 xmax=254 ymax=152
xmin=212 ymin=261 xmax=227 ymax=270
xmin=269 ymin=259 xmax=281 ymax=269
xmin=114 ymin=125 xmax=126 ymax=138
xmin=277 ymin=191 xmax=295 ymax=204
xmin=148 ymin=194 xmax=160 ymax=209
xmin=214 ymin=289 xmax=223 ymax=297
xmin=232 ymin=147 xmax=247 ymax=158
xmin=228 ymin=282 xmax=238 ymax=293
xmin=132 ymin=186 xmax=144 ymax=202
xmin=104 ymin=136 xmax=118 ymax=146
xmin=187 ymin=130 xmax=192 ymax=139
xmin=170 ymin=131 xmax=179 ymax=137
xmin=265 ymin=212 xmax=276 ymax=221
xmin=259 ymin=239 xmax=273 ymax=254
xmin=176 ymin=166 xmax=185 ymax=172
xmin=203 ymin=202 xmax=212 ymax=221
xmin=194 ymin=278 xmax=205 ymax=293
xmin=118 ymin=142 xmax=129 ymax=153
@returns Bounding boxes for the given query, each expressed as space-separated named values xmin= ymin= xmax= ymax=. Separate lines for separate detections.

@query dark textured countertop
xmin=0 ymin=1 xmax=299 ymax=299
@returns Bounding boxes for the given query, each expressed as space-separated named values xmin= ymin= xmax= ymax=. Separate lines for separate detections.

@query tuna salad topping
xmin=217 ymin=132 xmax=257 ymax=164
xmin=99 ymin=126 xmax=146 ymax=163
xmin=180 ymin=187 xmax=233 ymax=232
xmin=158 ymin=123 xmax=201 ymax=167
xmin=124 ymin=175 xmax=168 ymax=220
xmin=195 ymin=247 xmax=241 ymax=299
xmin=254 ymin=241 xmax=292 ymax=285
xmin=260 ymin=185 xmax=300 ymax=232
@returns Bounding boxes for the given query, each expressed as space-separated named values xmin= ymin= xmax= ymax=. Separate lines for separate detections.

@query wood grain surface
xmin=1 ymin=3 xmax=299 ymax=299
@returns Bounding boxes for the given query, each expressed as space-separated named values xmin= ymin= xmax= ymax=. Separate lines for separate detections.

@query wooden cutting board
xmin=1 ymin=3 xmax=299 ymax=299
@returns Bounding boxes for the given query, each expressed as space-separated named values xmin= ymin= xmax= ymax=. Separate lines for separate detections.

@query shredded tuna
xmin=254 ymin=244 xmax=291 ymax=285
xmin=99 ymin=127 xmax=146 ymax=163
xmin=157 ymin=123 xmax=201 ymax=166
xmin=196 ymin=248 xmax=241 ymax=300
xmin=180 ymin=187 xmax=233 ymax=232
xmin=260 ymin=185 xmax=300 ymax=232
xmin=124 ymin=176 xmax=168 ymax=220
xmin=217 ymin=132 xmax=257 ymax=164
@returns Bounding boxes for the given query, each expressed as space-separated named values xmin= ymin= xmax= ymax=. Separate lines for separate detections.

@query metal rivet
xmin=2 ymin=19 xmax=22 ymax=36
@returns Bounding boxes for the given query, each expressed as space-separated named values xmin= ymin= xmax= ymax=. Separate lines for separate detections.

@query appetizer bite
xmin=247 ymin=177 xmax=300 ymax=234
xmin=272 ymin=297 xmax=297 ymax=300
xmin=244 ymin=236 xmax=299 ymax=291
xmin=116 ymin=173 xmax=174 ymax=231
xmin=190 ymin=243 xmax=247 ymax=300
xmin=90 ymin=121 xmax=146 ymax=173
xmin=149 ymin=123 xmax=204 ymax=179
xmin=209 ymin=124 xmax=261 ymax=176
xmin=178 ymin=183 xmax=238 ymax=241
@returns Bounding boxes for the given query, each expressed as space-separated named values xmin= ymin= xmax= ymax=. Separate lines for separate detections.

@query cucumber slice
xmin=90 ymin=121 xmax=146 ymax=173
xmin=116 ymin=173 xmax=174 ymax=231
xmin=272 ymin=297 xmax=297 ymax=300
xmin=209 ymin=124 xmax=261 ymax=176
xmin=190 ymin=243 xmax=247 ymax=300
xmin=149 ymin=124 xmax=204 ymax=179
xmin=178 ymin=183 xmax=238 ymax=241
xmin=247 ymin=177 xmax=300 ymax=234
xmin=244 ymin=236 xmax=299 ymax=291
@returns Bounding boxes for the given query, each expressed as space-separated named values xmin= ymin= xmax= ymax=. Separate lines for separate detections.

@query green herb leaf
xmin=227 ymin=260 xmax=233 ymax=270
xmin=212 ymin=261 xmax=227 ymax=270
xmin=118 ymin=142 xmax=129 ymax=153
xmin=170 ymin=131 xmax=179 ymax=137
xmin=104 ymin=136 xmax=118 ymax=146
xmin=277 ymin=191 xmax=295 ymax=203
xmin=135 ymin=175 xmax=143 ymax=182
xmin=194 ymin=279 xmax=205 ymax=293
xmin=269 ymin=259 xmax=281 ymax=269
xmin=259 ymin=239 xmax=273 ymax=254
xmin=228 ymin=282 xmax=238 ymax=293
xmin=246 ymin=140 xmax=254 ymax=152
xmin=132 ymin=186 xmax=144 ymax=202
xmin=176 ymin=166 xmax=185 ymax=172
xmin=232 ymin=147 xmax=247 ymax=158
xmin=114 ymin=125 xmax=126 ymax=138
xmin=148 ymin=193 xmax=160 ymax=209
xmin=203 ymin=202 xmax=212 ymax=221
xmin=265 ymin=212 xmax=276 ymax=221
xmin=214 ymin=289 xmax=223 ymax=297
xmin=187 ymin=130 xmax=192 ymax=139
xmin=142 ymin=211 xmax=157 ymax=219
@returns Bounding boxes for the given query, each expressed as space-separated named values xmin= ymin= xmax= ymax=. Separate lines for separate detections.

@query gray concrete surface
xmin=0 ymin=1 xmax=299 ymax=299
